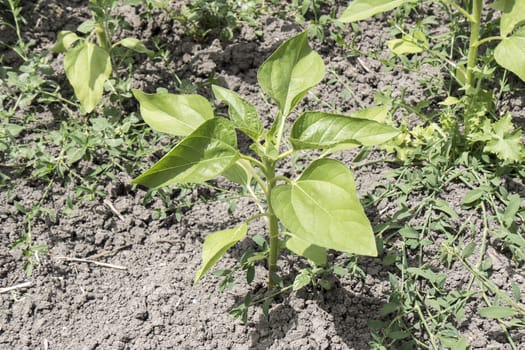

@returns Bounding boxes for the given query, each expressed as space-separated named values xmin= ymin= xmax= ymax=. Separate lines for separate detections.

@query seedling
xmin=52 ymin=0 xmax=153 ymax=113
xmin=132 ymin=32 xmax=399 ymax=293
xmin=156 ymin=0 xmax=261 ymax=41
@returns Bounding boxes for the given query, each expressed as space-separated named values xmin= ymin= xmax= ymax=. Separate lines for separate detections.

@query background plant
xmin=1 ymin=0 xmax=166 ymax=276
xmin=131 ymin=31 xmax=399 ymax=316
xmin=52 ymin=0 xmax=153 ymax=113
xmin=155 ymin=0 xmax=262 ymax=41
xmin=339 ymin=0 xmax=525 ymax=163
xmin=0 ymin=0 xmax=29 ymax=60
xmin=335 ymin=1 xmax=525 ymax=348
xmin=288 ymin=0 xmax=344 ymax=42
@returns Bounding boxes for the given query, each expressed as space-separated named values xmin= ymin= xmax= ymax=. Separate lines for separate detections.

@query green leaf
xmin=65 ymin=145 xmax=86 ymax=165
xmin=462 ymin=188 xmax=486 ymax=205
xmin=438 ymin=336 xmax=468 ymax=350
xmin=258 ymin=31 xmax=324 ymax=117
xmin=495 ymin=28 xmax=525 ymax=82
xmin=293 ymin=270 xmax=312 ymax=291
xmin=494 ymin=0 xmax=525 ymax=36
xmin=478 ymin=306 xmax=518 ymax=319
xmin=380 ymin=301 xmax=399 ymax=316
xmin=113 ymin=37 xmax=154 ymax=57
xmin=271 ymin=158 xmax=377 ymax=256
xmin=132 ymin=89 xmax=213 ymax=136
xmin=433 ymin=199 xmax=458 ymax=219
xmin=133 ymin=118 xmax=239 ymax=188
xmin=440 ymin=96 xmax=461 ymax=106
xmin=52 ymin=31 xmax=81 ymax=53
xmin=194 ymin=223 xmax=247 ymax=284
xmin=64 ymin=42 xmax=111 ymax=113
xmin=399 ymin=226 xmax=419 ymax=239
xmin=285 ymin=235 xmax=327 ymax=266
xmin=511 ymin=282 xmax=522 ymax=302
xmin=461 ymin=242 xmax=476 ymax=259
xmin=212 ymin=85 xmax=264 ymax=140
xmin=503 ymin=194 xmax=521 ymax=228
xmin=4 ymin=123 xmax=24 ymax=137
xmin=291 ymin=111 xmax=399 ymax=150
xmin=221 ymin=159 xmax=252 ymax=186
xmin=483 ymin=113 xmax=523 ymax=162
xmin=351 ymin=104 xmax=390 ymax=122
xmin=333 ymin=265 xmax=348 ymax=276
xmin=388 ymin=331 xmax=410 ymax=340
xmin=406 ymin=267 xmax=447 ymax=285
xmin=387 ymin=31 xmax=427 ymax=55
xmin=77 ymin=19 xmax=95 ymax=34
xmin=339 ymin=0 xmax=413 ymax=23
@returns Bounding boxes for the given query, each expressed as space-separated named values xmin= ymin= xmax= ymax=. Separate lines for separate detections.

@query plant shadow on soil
xmin=218 ymin=191 xmax=390 ymax=349
xmin=241 ymin=279 xmax=383 ymax=349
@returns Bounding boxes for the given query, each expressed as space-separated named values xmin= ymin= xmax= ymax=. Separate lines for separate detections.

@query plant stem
xmin=267 ymin=210 xmax=280 ymax=289
xmin=95 ymin=22 xmax=110 ymax=50
xmin=263 ymin=158 xmax=280 ymax=289
xmin=7 ymin=0 xmax=27 ymax=60
xmin=466 ymin=0 xmax=482 ymax=91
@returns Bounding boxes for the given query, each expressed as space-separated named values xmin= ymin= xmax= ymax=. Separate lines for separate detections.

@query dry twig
xmin=53 ymin=256 xmax=127 ymax=270
xmin=103 ymin=199 xmax=125 ymax=221
xmin=0 ymin=281 xmax=33 ymax=294
xmin=357 ymin=57 xmax=372 ymax=73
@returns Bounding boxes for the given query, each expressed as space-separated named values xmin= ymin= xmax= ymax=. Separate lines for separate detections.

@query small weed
xmin=52 ymin=0 xmax=153 ymax=113
xmin=160 ymin=0 xmax=263 ymax=41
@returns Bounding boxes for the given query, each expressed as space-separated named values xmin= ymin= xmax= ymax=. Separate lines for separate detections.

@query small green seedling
xmin=132 ymin=32 xmax=399 ymax=291
xmin=52 ymin=0 xmax=153 ymax=113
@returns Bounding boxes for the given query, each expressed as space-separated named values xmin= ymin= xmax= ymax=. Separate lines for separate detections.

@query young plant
xmin=159 ymin=0 xmax=261 ymax=41
xmin=290 ymin=0 xmax=344 ymax=43
xmin=340 ymin=0 xmax=525 ymax=84
xmin=0 ymin=0 xmax=29 ymax=60
xmin=339 ymin=0 xmax=525 ymax=163
xmin=52 ymin=0 xmax=153 ymax=113
xmin=131 ymin=31 xmax=399 ymax=291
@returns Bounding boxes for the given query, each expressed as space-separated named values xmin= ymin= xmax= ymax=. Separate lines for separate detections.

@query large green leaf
xmin=194 ymin=223 xmax=248 ymax=284
xmin=257 ymin=31 xmax=324 ymax=117
xmin=493 ymin=0 xmax=525 ymax=36
xmin=291 ymin=111 xmax=399 ymax=150
xmin=212 ymin=85 xmax=264 ymax=140
xmin=132 ymin=89 xmax=213 ymax=136
xmin=271 ymin=159 xmax=377 ymax=256
xmin=133 ymin=118 xmax=239 ymax=188
xmin=64 ymin=42 xmax=111 ymax=113
xmin=494 ymin=28 xmax=525 ymax=82
xmin=339 ymin=0 xmax=413 ymax=23
xmin=285 ymin=235 xmax=327 ymax=266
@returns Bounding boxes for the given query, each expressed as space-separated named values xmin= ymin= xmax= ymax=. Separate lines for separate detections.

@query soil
xmin=1 ymin=1 xmax=524 ymax=349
